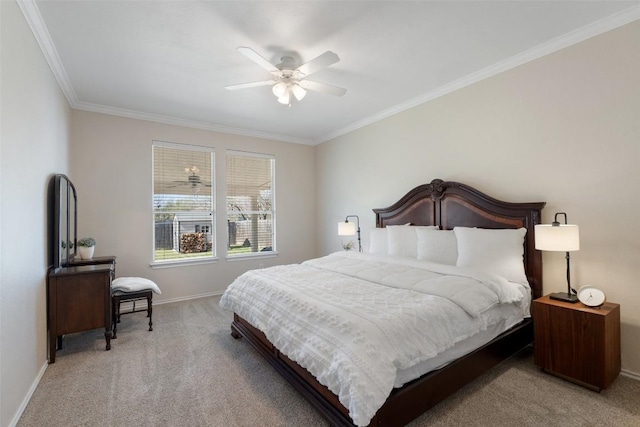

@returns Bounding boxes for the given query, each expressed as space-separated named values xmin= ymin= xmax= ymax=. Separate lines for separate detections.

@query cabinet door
xmin=563 ymin=308 xmax=605 ymax=386
xmin=56 ymin=273 xmax=108 ymax=334
xmin=534 ymin=301 xmax=607 ymax=388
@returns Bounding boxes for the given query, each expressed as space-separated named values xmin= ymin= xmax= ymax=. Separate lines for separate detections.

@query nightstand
xmin=533 ymin=294 xmax=620 ymax=391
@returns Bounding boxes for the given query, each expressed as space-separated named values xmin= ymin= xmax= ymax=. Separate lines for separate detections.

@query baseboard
xmin=8 ymin=361 xmax=48 ymax=427
xmin=621 ymin=369 xmax=640 ymax=381
xmin=117 ymin=291 xmax=223 ymax=312
xmin=154 ymin=290 xmax=224 ymax=306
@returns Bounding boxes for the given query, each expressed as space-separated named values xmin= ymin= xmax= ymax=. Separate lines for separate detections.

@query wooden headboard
xmin=373 ymin=179 xmax=546 ymax=299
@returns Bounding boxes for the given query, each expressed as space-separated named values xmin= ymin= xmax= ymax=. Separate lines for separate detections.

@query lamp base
xmin=549 ymin=292 xmax=579 ymax=303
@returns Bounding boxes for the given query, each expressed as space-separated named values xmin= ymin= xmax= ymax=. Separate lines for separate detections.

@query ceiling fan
xmin=168 ymin=167 xmax=211 ymax=190
xmin=225 ymin=47 xmax=347 ymax=106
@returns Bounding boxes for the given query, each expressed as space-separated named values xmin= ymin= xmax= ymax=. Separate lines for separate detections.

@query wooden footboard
xmin=231 ymin=314 xmax=353 ymax=425
xmin=378 ymin=319 xmax=533 ymax=426
xmin=231 ymin=313 xmax=533 ymax=427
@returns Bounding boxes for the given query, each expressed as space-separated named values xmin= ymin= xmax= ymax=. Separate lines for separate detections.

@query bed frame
xmin=230 ymin=179 xmax=545 ymax=426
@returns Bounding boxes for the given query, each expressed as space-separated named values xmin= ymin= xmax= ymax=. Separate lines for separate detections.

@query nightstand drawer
xmin=533 ymin=295 xmax=620 ymax=391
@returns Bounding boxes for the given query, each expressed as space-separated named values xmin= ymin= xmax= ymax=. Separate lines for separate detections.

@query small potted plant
xmin=77 ymin=237 xmax=96 ymax=260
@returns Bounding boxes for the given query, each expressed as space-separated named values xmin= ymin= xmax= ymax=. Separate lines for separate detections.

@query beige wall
xmin=316 ymin=21 xmax=640 ymax=375
xmin=0 ymin=1 xmax=72 ymax=425
xmin=70 ymin=110 xmax=316 ymax=302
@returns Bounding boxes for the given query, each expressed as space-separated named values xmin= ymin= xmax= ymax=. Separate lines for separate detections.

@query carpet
xmin=18 ymin=296 xmax=640 ymax=426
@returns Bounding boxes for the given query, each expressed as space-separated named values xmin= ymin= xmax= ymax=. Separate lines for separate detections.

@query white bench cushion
xmin=112 ymin=277 xmax=161 ymax=294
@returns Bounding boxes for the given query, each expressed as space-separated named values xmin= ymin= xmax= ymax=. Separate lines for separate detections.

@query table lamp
xmin=338 ymin=215 xmax=361 ymax=252
xmin=535 ymin=212 xmax=580 ymax=303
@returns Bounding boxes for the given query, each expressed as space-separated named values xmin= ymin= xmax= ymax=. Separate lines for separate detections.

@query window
xmin=153 ymin=141 xmax=215 ymax=264
xmin=226 ymin=151 xmax=275 ymax=257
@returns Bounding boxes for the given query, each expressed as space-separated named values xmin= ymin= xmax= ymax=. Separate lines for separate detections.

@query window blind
xmin=152 ymin=142 xmax=215 ymax=262
xmin=226 ymin=151 xmax=275 ymax=256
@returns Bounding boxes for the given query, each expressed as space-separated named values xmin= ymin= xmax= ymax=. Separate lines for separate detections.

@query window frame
xmin=225 ymin=149 xmax=277 ymax=260
xmin=151 ymin=140 xmax=217 ymax=267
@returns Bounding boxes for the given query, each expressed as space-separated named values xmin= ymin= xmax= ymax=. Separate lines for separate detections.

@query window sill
xmin=150 ymin=257 xmax=219 ymax=269
xmin=226 ymin=251 xmax=279 ymax=262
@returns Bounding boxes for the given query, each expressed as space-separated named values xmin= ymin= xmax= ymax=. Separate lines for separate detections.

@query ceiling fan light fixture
xmin=272 ymin=82 xmax=288 ymax=97
xmin=277 ymin=91 xmax=290 ymax=105
xmin=291 ymin=84 xmax=306 ymax=101
xmin=229 ymin=47 xmax=346 ymax=106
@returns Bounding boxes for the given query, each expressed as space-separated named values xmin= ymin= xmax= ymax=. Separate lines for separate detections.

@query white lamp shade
xmin=291 ymin=84 xmax=306 ymax=101
xmin=535 ymin=224 xmax=580 ymax=251
xmin=277 ymin=91 xmax=290 ymax=105
xmin=272 ymin=82 xmax=288 ymax=97
xmin=338 ymin=221 xmax=356 ymax=236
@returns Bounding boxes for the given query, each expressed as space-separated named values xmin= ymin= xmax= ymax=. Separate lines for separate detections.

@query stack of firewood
xmin=181 ymin=232 xmax=206 ymax=253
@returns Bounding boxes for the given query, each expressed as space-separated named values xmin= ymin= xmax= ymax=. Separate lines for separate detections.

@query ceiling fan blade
xmin=295 ymin=51 xmax=340 ymax=77
xmin=237 ymin=47 xmax=279 ymax=73
xmin=299 ymin=80 xmax=346 ymax=97
xmin=225 ymin=80 xmax=276 ymax=90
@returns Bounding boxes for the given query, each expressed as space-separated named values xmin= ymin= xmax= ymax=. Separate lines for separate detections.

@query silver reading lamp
xmin=338 ymin=215 xmax=362 ymax=252
xmin=535 ymin=212 xmax=580 ymax=303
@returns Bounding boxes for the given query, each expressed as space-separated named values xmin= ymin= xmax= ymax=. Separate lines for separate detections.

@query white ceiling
xmin=24 ymin=1 xmax=640 ymax=145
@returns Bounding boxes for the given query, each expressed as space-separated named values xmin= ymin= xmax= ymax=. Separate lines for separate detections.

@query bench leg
xmin=112 ymin=297 xmax=119 ymax=339
xmin=105 ymin=329 xmax=112 ymax=351
xmin=110 ymin=291 xmax=154 ymax=335
xmin=147 ymin=294 xmax=153 ymax=331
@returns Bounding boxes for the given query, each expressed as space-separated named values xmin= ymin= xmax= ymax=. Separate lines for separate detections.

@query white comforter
xmin=219 ymin=252 xmax=528 ymax=426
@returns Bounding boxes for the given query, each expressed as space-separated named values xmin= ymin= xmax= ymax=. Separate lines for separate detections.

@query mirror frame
xmin=52 ymin=174 xmax=77 ymax=268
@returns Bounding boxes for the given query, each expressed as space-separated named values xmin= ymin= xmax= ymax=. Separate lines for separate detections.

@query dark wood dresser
xmin=47 ymin=256 xmax=116 ymax=363
xmin=533 ymin=294 xmax=621 ymax=391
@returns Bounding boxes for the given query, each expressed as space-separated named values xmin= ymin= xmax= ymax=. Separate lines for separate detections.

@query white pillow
xmin=387 ymin=225 xmax=439 ymax=258
xmin=416 ymin=229 xmax=458 ymax=265
xmin=454 ymin=227 xmax=528 ymax=284
xmin=368 ymin=228 xmax=388 ymax=255
xmin=112 ymin=277 xmax=162 ymax=294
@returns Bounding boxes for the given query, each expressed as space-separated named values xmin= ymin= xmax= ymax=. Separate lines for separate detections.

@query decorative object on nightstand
xmin=577 ymin=285 xmax=606 ymax=307
xmin=341 ymin=241 xmax=354 ymax=251
xmin=534 ymin=212 xmax=580 ymax=303
xmin=533 ymin=295 xmax=621 ymax=391
xmin=77 ymin=237 xmax=96 ymax=260
xmin=338 ymin=215 xmax=362 ymax=252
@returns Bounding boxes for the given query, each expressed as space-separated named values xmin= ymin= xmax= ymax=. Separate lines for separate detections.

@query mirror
xmin=60 ymin=177 xmax=68 ymax=265
xmin=52 ymin=174 xmax=77 ymax=268
xmin=69 ymin=182 xmax=77 ymax=262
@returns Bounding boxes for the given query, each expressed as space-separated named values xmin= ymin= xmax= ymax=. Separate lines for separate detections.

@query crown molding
xmin=314 ymin=4 xmax=640 ymax=145
xmin=18 ymin=0 xmax=640 ymax=146
xmin=17 ymin=0 xmax=312 ymax=145
xmin=17 ymin=0 xmax=78 ymax=106
xmin=75 ymin=101 xmax=314 ymax=145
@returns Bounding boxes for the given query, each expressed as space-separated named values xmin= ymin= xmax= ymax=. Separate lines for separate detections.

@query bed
xmin=220 ymin=179 xmax=545 ymax=426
